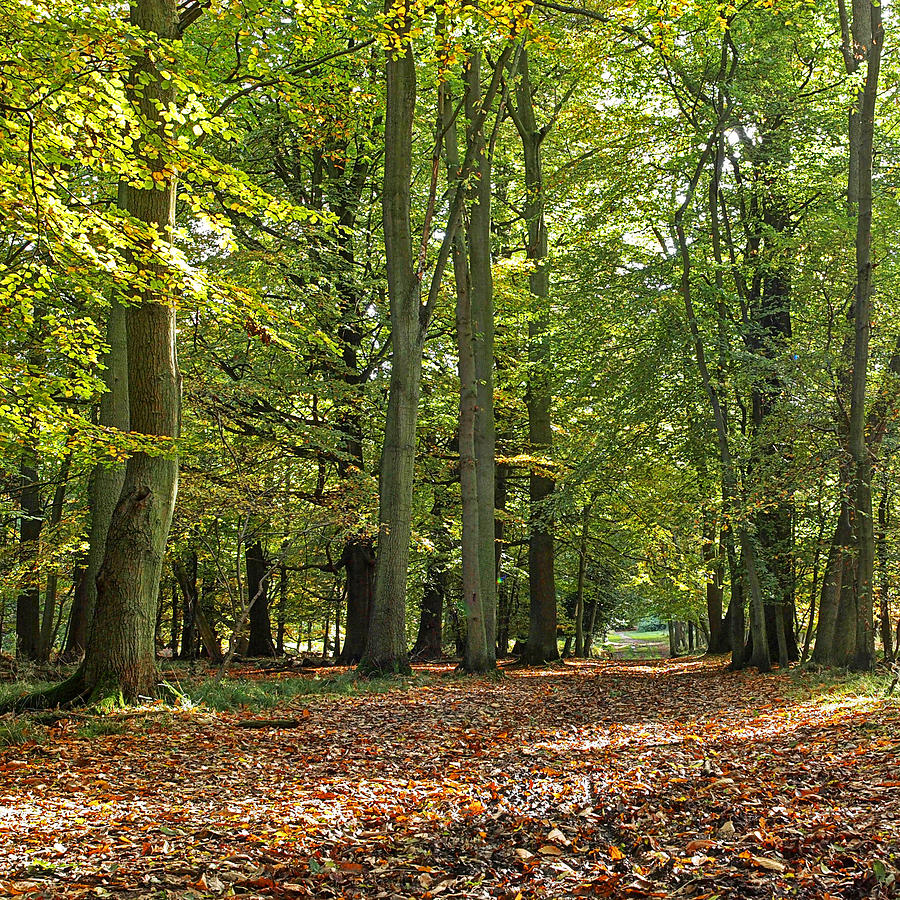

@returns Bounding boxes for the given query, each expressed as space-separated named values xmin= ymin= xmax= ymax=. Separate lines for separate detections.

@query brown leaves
xmin=0 ymin=658 xmax=898 ymax=899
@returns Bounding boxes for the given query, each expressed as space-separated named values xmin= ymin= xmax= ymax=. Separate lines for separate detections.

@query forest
xmin=1 ymin=0 xmax=900 ymax=896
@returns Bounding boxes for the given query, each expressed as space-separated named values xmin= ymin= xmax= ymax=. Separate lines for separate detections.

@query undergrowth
xmin=189 ymin=672 xmax=425 ymax=712
xmin=791 ymin=665 xmax=900 ymax=709
xmin=0 ymin=717 xmax=44 ymax=748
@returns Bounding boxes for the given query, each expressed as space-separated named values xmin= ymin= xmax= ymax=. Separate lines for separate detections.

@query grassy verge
xmin=789 ymin=665 xmax=900 ymax=710
xmin=0 ymin=667 xmax=427 ymax=721
xmin=186 ymin=671 xmax=426 ymax=712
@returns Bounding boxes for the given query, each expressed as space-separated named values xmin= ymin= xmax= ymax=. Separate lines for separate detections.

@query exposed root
xmin=356 ymin=657 xmax=413 ymax=677
xmin=0 ymin=667 xmax=89 ymax=713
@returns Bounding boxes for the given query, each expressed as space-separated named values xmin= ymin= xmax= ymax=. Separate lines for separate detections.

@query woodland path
xmin=604 ymin=633 xmax=669 ymax=660
xmin=1 ymin=658 xmax=898 ymax=899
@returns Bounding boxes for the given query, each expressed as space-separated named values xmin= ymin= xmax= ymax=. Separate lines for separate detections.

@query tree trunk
xmin=412 ymin=555 xmax=446 ymax=660
xmin=39 ymin=452 xmax=73 ymax=661
xmin=169 ymin=580 xmax=179 ymax=656
xmin=338 ymin=539 xmax=374 ymax=663
xmin=676 ymin=130 xmax=768 ymax=672
xmin=574 ymin=504 xmax=590 ymax=657
xmin=246 ymin=540 xmax=275 ymax=657
xmin=174 ymin=552 xmax=198 ymax=659
xmin=800 ymin=524 xmax=822 ymax=664
xmin=16 ymin=441 xmax=42 ymax=661
xmin=704 ymin=514 xmax=728 ymax=653
xmin=846 ymin=0 xmax=882 ymax=672
xmin=67 ymin=292 xmax=129 ymax=659
xmin=277 ymin=562 xmax=287 ymax=657
xmin=359 ymin=27 xmax=421 ymax=676
xmin=194 ymin=594 xmax=222 ymax=664
xmin=878 ymin=478 xmax=892 ymax=661
xmin=443 ymin=78 xmax=490 ymax=674
xmin=466 ymin=50 xmax=498 ymax=664
xmin=510 ymin=47 xmax=558 ymax=665
xmin=585 ymin=589 xmax=600 ymax=657
xmin=495 ymin=460 xmax=510 ymax=657
xmin=66 ymin=0 xmax=182 ymax=707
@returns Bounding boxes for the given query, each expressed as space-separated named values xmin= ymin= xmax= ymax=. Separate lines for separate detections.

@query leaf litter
xmin=0 ymin=657 xmax=898 ymax=898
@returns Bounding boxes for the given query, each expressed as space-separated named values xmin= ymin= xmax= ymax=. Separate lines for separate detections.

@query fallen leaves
xmin=0 ymin=657 xmax=898 ymax=899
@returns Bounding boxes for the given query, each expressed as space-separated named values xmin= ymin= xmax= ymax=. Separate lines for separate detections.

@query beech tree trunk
xmin=338 ymin=539 xmax=374 ymax=663
xmin=359 ymin=27 xmax=421 ymax=675
xmin=704 ymin=515 xmax=728 ymax=653
xmin=246 ymin=540 xmax=276 ymax=657
xmin=813 ymin=0 xmax=883 ymax=669
xmin=16 ymin=440 xmax=41 ymax=661
xmin=495 ymin=460 xmax=510 ymax=656
xmin=443 ymin=78 xmax=490 ymax=673
xmin=878 ymin=480 xmax=892 ymax=661
xmin=845 ymin=0 xmax=881 ymax=671
xmin=66 ymin=280 xmax=129 ymax=659
xmin=78 ymin=0 xmax=182 ymax=705
xmin=510 ymin=47 xmax=558 ymax=665
xmin=574 ymin=504 xmax=590 ymax=657
xmin=174 ymin=552 xmax=198 ymax=659
xmin=412 ymin=554 xmax=446 ymax=660
xmin=38 ymin=452 xmax=72 ymax=661
xmin=466 ymin=50 xmax=499 ymax=663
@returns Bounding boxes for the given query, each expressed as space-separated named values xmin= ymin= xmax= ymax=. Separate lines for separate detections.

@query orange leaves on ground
xmin=0 ymin=657 xmax=898 ymax=898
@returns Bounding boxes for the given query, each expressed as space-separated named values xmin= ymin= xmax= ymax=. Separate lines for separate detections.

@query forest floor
xmin=1 ymin=657 xmax=899 ymax=899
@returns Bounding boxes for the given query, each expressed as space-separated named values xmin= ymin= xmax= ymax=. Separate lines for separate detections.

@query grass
xmin=0 ymin=716 xmax=42 ymax=747
xmin=188 ymin=671 xmax=427 ymax=712
xmin=0 ymin=679 xmax=58 ymax=710
xmin=76 ymin=720 xmax=129 ymax=739
xmin=790 ymin=665 xmax=900 ymax=710
xmin=622 ymin=629 xmax=668 ymax=642
xmin=602 ymin=629 xmax=669 ymax=659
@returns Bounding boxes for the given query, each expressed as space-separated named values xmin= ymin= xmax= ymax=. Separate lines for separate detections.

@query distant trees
xmin=4 ymin=0 xmax=900 ymax=697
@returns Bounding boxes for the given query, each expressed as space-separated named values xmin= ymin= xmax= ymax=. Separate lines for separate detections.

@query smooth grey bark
xmin=878 ymin=476 xmax=892 ymax=661
xmin=703 ymin=515 xmax=727 ymax=653
xmin=358 ymin=31 xmax=421 ymax=675
xmin=465 ymin=50 xmax=499 ymax=663
xmin=442 ymin=79 xmax=490 ymax=673
xmin=741 ymin=126 xmax=798 ymax=667
xmin=67 ymin=275 xmax=130 ymax=659
xmin=359 ymin=21 xmax=508 ymax=674
xmin=845 ymin=0 xmax=882 ymax=671
xmin=509 ymin=47 xmax=558 ymax=664
xmin=494 ymin=459 xmax=511 ymax=656
xmin=673 ymin=82 xmax=769 ymax=670
xmin=813 ymin=0 xmax=883 ymax=669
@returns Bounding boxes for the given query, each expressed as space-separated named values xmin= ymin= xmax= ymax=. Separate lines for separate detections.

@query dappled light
xmin=2 ymin=660 xmax=899 ymax=898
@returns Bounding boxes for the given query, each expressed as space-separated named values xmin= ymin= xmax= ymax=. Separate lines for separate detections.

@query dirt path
xmin=1 ymin=658 xmax=897 ymax=898
xmin=604 ymin=632 xmax=669 ymax=659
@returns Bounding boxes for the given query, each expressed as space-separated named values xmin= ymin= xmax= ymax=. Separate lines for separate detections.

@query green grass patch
xmin=0 ymin=680 xmax=58 ymax=710
xmin=624 ymin=630 xmax=668 ymax=642
xmin=190 ymin=672 xmax=425 ymax=712
xmin=790 ymin=666 xmax=900 ymax=709
xmin=76 ymin=720 xmax=129 ymax=739
xmin=0 ymin=716 xmax=41 ymax=747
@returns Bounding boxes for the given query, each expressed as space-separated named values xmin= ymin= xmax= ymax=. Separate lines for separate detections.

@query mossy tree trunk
xmin=77 ymin=0 xmax=181 ymax=706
